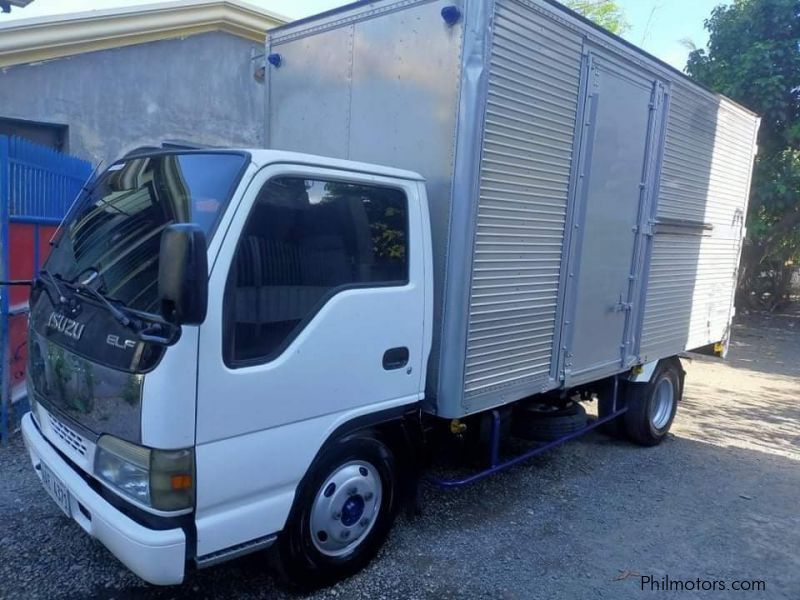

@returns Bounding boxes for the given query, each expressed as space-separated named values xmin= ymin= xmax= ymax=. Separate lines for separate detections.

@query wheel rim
xmin=310 ymin=460 xmax=382 ymax=557
xmin=650 ymin=377 xmax=675 ymax=430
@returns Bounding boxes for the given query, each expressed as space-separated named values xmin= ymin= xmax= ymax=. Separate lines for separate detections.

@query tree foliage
xmin=564 ymin=0 xmax=629 ymax=35
xmin=687 ymin=0 xmax=800 ymax=309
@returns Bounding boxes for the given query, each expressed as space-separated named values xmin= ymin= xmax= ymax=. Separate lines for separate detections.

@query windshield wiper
xmin=39 ymin=270 xmax=71 ymax=307
xmin=70 ymin=283 xmax=178 ymax=345
xmin=69 ymin=281 xmax=136 ymax=329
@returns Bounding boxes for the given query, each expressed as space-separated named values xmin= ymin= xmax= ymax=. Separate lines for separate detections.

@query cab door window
xmin=224 ymin=177 xmax=409 ymax=365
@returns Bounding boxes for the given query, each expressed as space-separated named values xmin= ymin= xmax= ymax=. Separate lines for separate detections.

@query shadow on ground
xmin=724 ymin=308 xmax=800 ymax=379
xmin=2 ymin=311 xmax=798 ymax=600
xmin=60 ymin=434 xmax=800 ymax=600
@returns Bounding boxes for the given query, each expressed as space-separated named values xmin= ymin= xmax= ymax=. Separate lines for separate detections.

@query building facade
xmin=0 ymin=0 xmax=286 ymax=165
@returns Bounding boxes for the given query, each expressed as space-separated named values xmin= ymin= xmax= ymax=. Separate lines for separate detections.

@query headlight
xmin=94 ymin=436 xmax=194 ymax=511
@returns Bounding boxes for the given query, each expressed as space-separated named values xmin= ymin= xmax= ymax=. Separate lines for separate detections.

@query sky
xmin=0 ymin=0 xmax=729 ymax=70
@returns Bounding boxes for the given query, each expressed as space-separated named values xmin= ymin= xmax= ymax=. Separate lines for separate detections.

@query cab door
xmin=192 ymin=164 xmax=429 ymax=558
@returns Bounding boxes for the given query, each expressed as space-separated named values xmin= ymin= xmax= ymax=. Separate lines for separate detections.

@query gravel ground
xmin=1 ymin=311 xmax=798 ymax=600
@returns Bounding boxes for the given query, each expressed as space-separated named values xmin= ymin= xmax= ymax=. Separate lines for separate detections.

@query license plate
xmin=40 ymin=462 xmax=71 ymax=517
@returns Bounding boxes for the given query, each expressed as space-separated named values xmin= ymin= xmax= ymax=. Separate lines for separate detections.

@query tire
xmin=277 ymin=433 xmax=399 ymax=589
xmin=512 ymin=402 xmax=588 ymax=441
xmin=623 ymin=358 xmax=684 ymax=446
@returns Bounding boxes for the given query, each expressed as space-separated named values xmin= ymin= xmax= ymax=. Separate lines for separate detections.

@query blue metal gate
xmin=0 ymin=135 xmax=93 ymax=444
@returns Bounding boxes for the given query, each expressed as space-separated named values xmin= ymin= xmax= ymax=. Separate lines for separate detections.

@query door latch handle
xmin=383 ymin=347 xmax=409 ymax=370
xmin=614 ymin=294 xmax=633 ymax=312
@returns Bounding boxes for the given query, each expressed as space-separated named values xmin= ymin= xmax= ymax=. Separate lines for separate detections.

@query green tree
xmin=687 ymin=0 xmax=800 ymax=310
xmin=565 ymin=0 xmax=629 ymax=35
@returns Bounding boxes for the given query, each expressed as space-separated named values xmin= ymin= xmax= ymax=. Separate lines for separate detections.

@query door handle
xmin=383 ymin=347 xmax=409 ymax=370
xmin=613 ymin=293 xmax=633 ymax=313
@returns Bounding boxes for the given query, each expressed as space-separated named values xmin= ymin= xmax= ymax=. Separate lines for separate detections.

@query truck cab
xmin=22 ymin=148 xmax=433 ymax=585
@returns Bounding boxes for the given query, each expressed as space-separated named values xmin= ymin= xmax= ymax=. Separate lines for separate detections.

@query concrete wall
xmin=0 ymin=31 xmax=265 ymax=165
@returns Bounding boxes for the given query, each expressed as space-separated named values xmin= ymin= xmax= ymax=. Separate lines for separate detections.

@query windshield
xmin=45 ymin=152 xmax=247 ymax=314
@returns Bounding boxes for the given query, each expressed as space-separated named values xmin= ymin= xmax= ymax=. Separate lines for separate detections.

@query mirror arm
xmin=0 ymin=280 xmax=34 ymax=286
xmin=138 ymin=324 xmax=180 ymax=346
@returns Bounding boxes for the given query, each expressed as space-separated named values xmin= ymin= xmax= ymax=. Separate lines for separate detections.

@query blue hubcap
xmin=310 ymin=461 xmax=382 ymax=556
xmin=341 ymin=495 xmax=365 ymax=526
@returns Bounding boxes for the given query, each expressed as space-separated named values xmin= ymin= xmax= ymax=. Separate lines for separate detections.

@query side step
xmin=425 ymin=407 xmax=627 ymax=489
xmin=195 ymin=534 xmax=277 ymax=569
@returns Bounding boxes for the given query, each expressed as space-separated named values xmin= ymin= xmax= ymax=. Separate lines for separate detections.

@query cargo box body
xmin=266 ymin=0 xmax=759 ymax=419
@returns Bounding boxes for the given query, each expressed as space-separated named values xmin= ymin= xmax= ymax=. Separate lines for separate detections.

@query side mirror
xmin=158 ymin=224 xmax=208 ymax=325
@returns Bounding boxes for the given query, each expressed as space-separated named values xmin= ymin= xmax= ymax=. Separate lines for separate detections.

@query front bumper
xmin=21 ymin=413 xmax=187 ymax=585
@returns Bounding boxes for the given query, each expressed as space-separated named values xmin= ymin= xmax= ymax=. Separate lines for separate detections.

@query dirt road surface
xmin=1 ymin=311 xmax=798 ymax=599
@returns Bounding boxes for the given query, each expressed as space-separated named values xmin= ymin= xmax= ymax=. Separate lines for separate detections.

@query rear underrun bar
xmin=425 ymin=407 xmax=629 ymax=489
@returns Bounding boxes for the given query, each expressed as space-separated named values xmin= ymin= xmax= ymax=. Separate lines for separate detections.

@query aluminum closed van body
xmin=20 ymin=0 xmax=758 ymax=589
xmin=267 ymin=0 xmax=759 ymax=417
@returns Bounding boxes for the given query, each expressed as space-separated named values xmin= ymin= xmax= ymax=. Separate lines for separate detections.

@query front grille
xmin=48 ymin=414 xmax=88 ymax=457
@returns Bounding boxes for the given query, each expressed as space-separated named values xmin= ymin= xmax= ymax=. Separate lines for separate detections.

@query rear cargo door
xmin=561 ymin=52 xmax=666 ymax=384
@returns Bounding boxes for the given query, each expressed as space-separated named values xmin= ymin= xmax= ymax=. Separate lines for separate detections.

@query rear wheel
xmin=623 ymin=358 xmax=684 ymax=446
xmin=277 ymin=434 xmax=398 ymax=588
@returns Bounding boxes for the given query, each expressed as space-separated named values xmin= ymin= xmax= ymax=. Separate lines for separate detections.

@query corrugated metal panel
xmin=640 ymin=83 xmax=758 ymax=359
xmin=658 ymin=84 xmax=756 ymax=224
xmin=641 ymin=235 xmax=741 ymax=357
xmin=463 ymin=0 xmax=582 ymax=398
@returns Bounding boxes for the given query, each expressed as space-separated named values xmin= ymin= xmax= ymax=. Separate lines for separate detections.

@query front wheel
xmin=623 ymin=358 xmax=684 ymax=446
xmin=277 ymin=433 xmax=398 ymax=588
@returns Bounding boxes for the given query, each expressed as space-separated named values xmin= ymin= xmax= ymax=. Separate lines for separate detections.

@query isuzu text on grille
xmin=47 ymin=312 xmax=85 ymax=341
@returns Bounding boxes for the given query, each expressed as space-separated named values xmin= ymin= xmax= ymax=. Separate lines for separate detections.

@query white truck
xmin=21 ymin=0 xmax=758 ymax=588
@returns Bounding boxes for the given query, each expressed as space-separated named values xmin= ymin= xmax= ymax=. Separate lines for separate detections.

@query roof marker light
xmin=441 ymin=5 xmax=461 ymax=26
xmin=267 ymin=53 xmax=283 ymax=68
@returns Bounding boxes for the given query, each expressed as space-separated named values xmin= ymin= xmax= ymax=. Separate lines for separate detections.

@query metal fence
xmin=0 ymin=135 xmax=93 ymax=444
